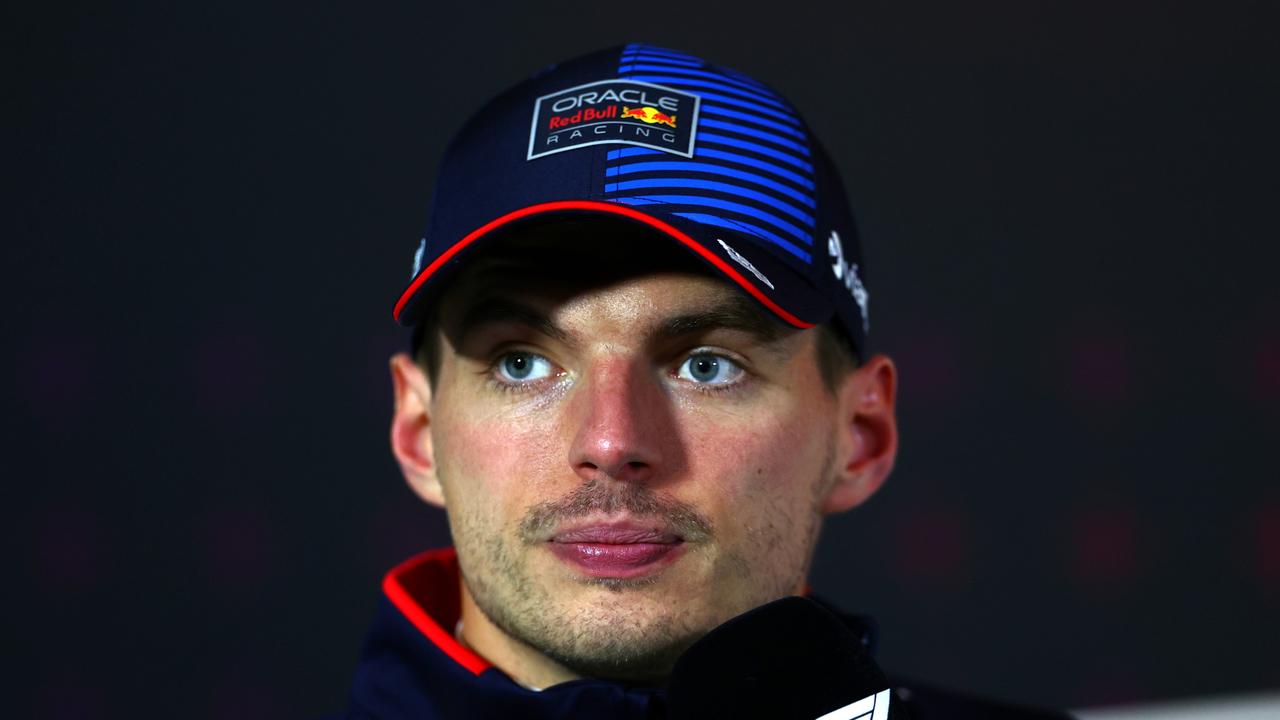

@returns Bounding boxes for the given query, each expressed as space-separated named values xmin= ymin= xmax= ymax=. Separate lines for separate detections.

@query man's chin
xmin=462 ymin=542 xmax=740 ymax=682
xmin=537 ymin=608 xmax=701 ymax=684
xmin=501 ymin=583 xmax=711 ymax=682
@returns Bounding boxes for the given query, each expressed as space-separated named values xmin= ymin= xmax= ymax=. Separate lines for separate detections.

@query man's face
xmin=420 ymin=231 xmax=849 ymax=681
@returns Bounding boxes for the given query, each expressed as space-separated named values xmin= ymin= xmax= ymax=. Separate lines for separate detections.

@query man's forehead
xmin=446 ymin=265 xmax=782 ymax=340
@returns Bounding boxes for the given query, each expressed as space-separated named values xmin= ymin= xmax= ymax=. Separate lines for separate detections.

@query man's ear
xmin=389 ymin=352 xmax=445 ymax=508
xmin=821 ymin=354 xmax=899 ymax=515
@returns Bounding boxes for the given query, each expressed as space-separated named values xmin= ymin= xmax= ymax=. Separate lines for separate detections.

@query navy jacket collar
xmin=347 ymin=548 xmax=667 ymax=719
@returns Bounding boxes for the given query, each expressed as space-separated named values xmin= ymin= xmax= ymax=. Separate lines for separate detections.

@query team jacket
xmin=340 ymin=548 xmax=1071 ymax=719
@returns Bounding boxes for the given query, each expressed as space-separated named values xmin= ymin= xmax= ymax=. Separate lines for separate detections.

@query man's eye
xmin=495 ymin=352 xmax=555 ymax=383
xmin=676 ymin=353 xmax=744 ymax=385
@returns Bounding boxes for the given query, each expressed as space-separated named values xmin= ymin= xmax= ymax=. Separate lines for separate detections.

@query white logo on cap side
xmin=716 ymin=238 xmax=774 ymax=289
xmin=827 ymin=230 xmax=870 ymax=333
xmin=411 ymin=239 xmax=426 ymax=278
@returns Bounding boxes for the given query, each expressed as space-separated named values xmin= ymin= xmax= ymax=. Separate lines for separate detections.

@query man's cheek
xmin=682 ymin=414 xmax=800 ymax=486
xmin=438 ymin=415 xmax=563 ymax=502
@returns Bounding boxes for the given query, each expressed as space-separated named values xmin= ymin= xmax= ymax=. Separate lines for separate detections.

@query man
xmin=343 ymin=44 xmax=1070 ymax=719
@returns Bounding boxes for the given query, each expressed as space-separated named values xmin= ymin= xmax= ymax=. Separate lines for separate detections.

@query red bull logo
xmin=621 ymin=106 xmax=677 ymax=128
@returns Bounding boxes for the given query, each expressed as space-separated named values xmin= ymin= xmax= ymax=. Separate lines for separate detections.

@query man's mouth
xmin=547 ymin=520 xmax=685 ymax=579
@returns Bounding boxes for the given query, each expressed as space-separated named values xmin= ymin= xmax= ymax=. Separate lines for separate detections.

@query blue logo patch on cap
xmin=527 ymin=79 xmax=701 ymax=161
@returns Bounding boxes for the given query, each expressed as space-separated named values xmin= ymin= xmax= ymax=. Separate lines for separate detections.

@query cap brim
xmin=394 ymin=200 xmax=832 ymax=329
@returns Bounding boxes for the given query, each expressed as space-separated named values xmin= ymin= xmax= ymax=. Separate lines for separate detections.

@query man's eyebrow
xmin=658 ymin=296 xmax=785 ymax=344
xmin=452 ymin=297 xmax=571 ymax=347
xmin=451 ymin=294 xmax=785 ymax=349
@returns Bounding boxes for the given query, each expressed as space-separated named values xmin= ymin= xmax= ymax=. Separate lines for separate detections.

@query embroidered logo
xmin=527 ymin=79 xmax=700 ymax=161
xmin=827 ymin=230 xmax=869 ymax=333
xmin=717 ymin=238 xmax=774 ymax=289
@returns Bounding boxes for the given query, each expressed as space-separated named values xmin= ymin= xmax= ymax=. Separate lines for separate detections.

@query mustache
xmin=519 ymin=479 xmax=714 ymax=543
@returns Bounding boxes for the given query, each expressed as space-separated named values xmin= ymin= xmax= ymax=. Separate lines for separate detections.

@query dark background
xmin=10 ymin=1 xmax=1278 ymax=717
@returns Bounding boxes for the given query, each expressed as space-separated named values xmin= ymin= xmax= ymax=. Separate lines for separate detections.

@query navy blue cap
xmin=395 ymin=43 xmax=871 ymax=356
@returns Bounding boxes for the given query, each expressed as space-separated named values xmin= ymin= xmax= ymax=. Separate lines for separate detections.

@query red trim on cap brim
xmin=393 ymin=200 xmax=815 ymax=329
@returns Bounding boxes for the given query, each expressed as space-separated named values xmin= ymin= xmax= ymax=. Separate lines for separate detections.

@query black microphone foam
xmin=665 ymin=596 xmax=903 ymax=720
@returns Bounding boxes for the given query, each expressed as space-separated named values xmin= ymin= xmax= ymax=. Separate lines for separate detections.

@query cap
xmin=394 ymin=43 xmax=871 ymax=356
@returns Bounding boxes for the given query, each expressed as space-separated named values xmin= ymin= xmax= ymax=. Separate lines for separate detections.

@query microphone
xmin=665 ymin=596 xmax=904 ymax=719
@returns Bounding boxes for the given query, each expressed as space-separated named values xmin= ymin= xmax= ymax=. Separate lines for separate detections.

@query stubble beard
xmin=450 ymin=447 xmax=834 ymax=683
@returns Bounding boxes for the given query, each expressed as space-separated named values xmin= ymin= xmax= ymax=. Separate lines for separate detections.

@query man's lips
xmin=547 ymin=522 xmax=684 ymax=579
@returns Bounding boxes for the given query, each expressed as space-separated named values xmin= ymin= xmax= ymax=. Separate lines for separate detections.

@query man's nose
xmin=567 ymin=355 xmax=665 ymax=483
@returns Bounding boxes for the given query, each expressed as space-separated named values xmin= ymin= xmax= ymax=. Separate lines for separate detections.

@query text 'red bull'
xmin=548 ymin=105 xmax=619 ymax=130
